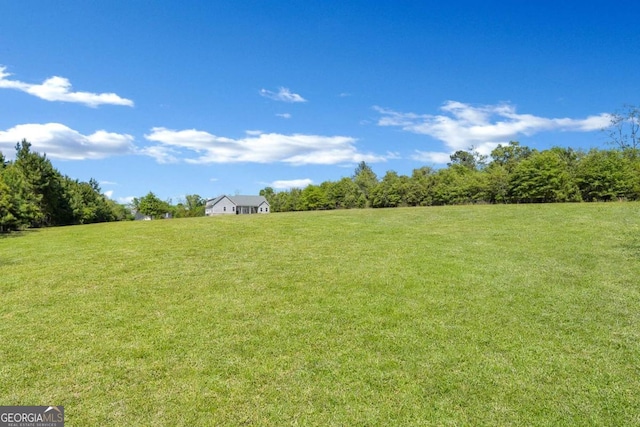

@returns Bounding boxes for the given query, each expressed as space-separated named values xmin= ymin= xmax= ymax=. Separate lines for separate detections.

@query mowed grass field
xmin=1 ymin=203 xmax=639 ymax=426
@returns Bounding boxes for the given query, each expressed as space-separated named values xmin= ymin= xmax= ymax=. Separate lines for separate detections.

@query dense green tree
xmin=271 ymin=187 xmax=305 ymax=212
xmin=300 ymin=185 xmax=329 ymax=210
xmin=173 ymin=203 xmax=187 ymax=218
xmin=0 ymin=162 xmax=42 ymax=229
xmin=172 ymin=194 xmax=205 ymax=218
xmin=484 ymin=142 xmax=535 ymax=203
xmin=353 ymin=161 xmax=378 ymax=206
xmin=490 ymin=141 xmax=534 ymax=172
xmin=331 ymin=177 xmax=361 ymax=209
xmin=576 ymin=149 xmax=635 ymax=201
xmin=449 ymin=150 xmax=475 ymax=170
xmin=319 ymin=181 xmax=337 ymax=209
xmin=105 ymin=198 xmax=132 ymax=221
xmin=510 ymin=150 xmax=581 ymax=203
xmin=0 ymin=172 xmax=21 ymax=232
xmin=270 ymin=191 xmax=288 ymax=212
xmin=260 ymin=187 xmax=289 ymax=212
xmin=448 ymin=148 xmax=488 ymax=171
xmin=406 ymin=167 xmax=435 ymax=206
xmin=288 ymin=188 xmax=304 ymax=211
xmin=484 ymin=164 xmax=510 ymax=203
xmin=431 ymin=165 xmax=487 ymax=205
xmin=0 ymin=142 xmax=134 ymax=230
xmin=185 ymin=194 xmax=205 ymax=214
xmin=13 ymin=140 xmax=73 ymax=226
xmin=259 ymin=187 xmax=276 ymax=206
xmin=137 ymin=192 xmax=170 ymax=218
xmin=62 ymin=177 xmax=116 ymax=224
xmin=371 ymin=171 xmax=409 ymax=208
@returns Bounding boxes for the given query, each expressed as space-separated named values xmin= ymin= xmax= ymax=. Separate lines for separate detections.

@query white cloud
xmin=118 ymin=196 xmax=135 ymax=205
xmin=99 ymin=180 xmax=118 ymax=186
xmin=270 ymin=179 xmax=313 ymax=189
xmin=0 ymin=66 xmax=134 ymax=107
xmin=410 ymin=151 xmax=452 ymax=164
xmin=0 ymin=123 xmax=135 ymax=160
xmin=375 ymin=101 xmax=611 ymax=162
xmin=143 ymin=127 xmax=390 ymax=165
xmin=209 ymin=178 xmax=219 ymax=182
xmin=276 ymin=113 xmax=292 ymax=119
xmin=259 ymin=87 xmax=307 ymax=103
xmin=104 ymin=190 xmax=114 ymax=199
xmin=137 ymin=144 xmax=180 ymax=164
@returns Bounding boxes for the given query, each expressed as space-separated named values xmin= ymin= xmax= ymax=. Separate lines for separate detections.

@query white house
xmin=205 ymin=195 xmax=270 ymax=215
xmin=205 ymin=195 xmax=237 ymax=215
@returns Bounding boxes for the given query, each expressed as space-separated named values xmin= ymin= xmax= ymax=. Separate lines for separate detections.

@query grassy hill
xmin=1 ymin=204 xmax=639 ymax=425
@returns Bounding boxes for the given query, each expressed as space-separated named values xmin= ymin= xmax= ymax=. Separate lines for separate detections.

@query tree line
xmin=260 ymin=142 xmax=640 ymax=212
xmin=0 ymin=140 xmax=131 ymax=232
xmin=130 ymin=192 xmax=205 ymax=219
xmin=260 ymin=107 xmax=640 ymax=211
xmin=2 ymin=106 xmax=639 ymax=230
xmin=0 ymin=140 xmax=212 ymax=231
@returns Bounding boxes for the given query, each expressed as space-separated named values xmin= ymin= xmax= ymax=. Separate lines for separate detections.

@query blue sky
xmin=1 ymin=1 xmax=639 ymax=203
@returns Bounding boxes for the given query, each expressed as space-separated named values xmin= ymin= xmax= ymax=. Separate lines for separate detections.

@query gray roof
xmin=229 ymin=195 xmax=269 ymax=207
xmin=205 ymin=195 xmax=231 ymax=207
xmin=207 ymin=195 xmax=269 ymax=207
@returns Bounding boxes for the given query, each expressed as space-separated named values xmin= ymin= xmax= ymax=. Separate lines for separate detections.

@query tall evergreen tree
xmin=353 ymin=161 xmax=378 ymax=206
xmin=14 ymin=140 xmax=72 ymax=226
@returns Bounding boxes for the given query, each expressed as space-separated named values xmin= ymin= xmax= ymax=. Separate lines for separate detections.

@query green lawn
xmin=1 ymin=203 xmax=639 ymax=426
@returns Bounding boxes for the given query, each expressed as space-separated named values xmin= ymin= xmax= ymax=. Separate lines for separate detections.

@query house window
xmin=266 ymin=207 xmax=268 ymax=212
xmin=260 ymin=208 xmax=263 ymax=212
xmin=232 ymin=206 xmax=235 ymax=211
xmin=223 ymin=207 xmax=226 ymax=212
